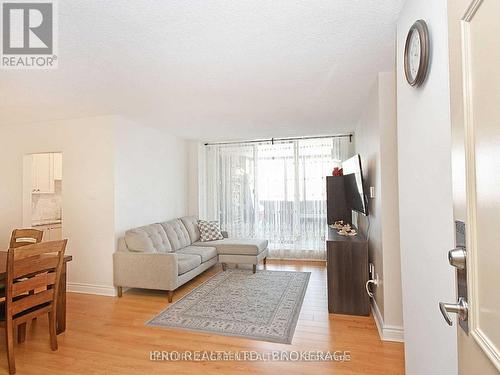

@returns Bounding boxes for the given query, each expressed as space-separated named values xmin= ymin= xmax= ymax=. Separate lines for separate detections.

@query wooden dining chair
xmin=4 ymin=229 xmax=45 ymax=317
xmin=0 ymin=239 xmax=67 ymax=374
xmin=9 ymin=229 xmax=44 ymax=249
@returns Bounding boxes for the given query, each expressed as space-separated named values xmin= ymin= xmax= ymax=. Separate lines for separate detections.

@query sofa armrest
xmin=113 ymin=251 xmax=178 ymax=291
xmin=221 ymin=231 xmax=229 ymax=238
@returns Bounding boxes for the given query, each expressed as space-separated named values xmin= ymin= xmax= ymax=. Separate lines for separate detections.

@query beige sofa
xmin=113 ymin=216 xmax=268 ymax=301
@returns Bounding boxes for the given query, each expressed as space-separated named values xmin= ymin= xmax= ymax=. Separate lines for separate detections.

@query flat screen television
xmin=342 ymin=154 xmax=368 ymax=216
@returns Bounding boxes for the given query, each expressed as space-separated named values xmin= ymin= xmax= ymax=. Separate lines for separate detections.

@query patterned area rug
xmin=147 ymin=269 xmax=310 ymax=344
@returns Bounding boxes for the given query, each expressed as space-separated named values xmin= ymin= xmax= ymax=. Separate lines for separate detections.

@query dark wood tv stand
xmin=326 ymin=226 xmax=370 ymax=316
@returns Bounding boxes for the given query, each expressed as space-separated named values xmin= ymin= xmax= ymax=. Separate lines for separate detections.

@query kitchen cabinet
xmin=36 ymin=223 xmax=62 ymax=241
xmin=32 ymin=153 xmax=54 ymax=193
xmin=31 ymin=153 xmax=62 ymax=193
xmin=50 ymin=224 xmax=62 ymax=240
xmin=53 ymin=153 xmax=62 ymax=180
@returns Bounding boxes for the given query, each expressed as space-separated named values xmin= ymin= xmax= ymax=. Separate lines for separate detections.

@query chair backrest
xmin=5 ymin=240 xmax=67 ymax=320
xmin=9 ymin=229 xmax=44 ymax=249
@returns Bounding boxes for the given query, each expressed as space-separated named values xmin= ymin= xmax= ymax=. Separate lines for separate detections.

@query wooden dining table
xmin=0 ymin=251 xmax=72 ymax=334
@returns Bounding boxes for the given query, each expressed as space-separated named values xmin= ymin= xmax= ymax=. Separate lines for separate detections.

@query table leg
xmin=56 ymin=262 xmax=67 ymax=334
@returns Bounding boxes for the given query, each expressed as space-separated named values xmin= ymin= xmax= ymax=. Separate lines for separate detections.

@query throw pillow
xmin=198 ymin=220 xmax=224 ymax=242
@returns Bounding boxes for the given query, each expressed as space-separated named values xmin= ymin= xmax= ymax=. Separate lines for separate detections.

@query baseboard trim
xmin=371 ymin=298 xmax=404 ymax=342
xmin=67 ymin=282 xmax=117 ymax=297
xmin=267 ymin=257 xmax=326 ymax=262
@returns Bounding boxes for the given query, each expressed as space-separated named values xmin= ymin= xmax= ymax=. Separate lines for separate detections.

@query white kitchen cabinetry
xmin=31 ymin=153 xmax=62 ymax=193
xmin=53 ymin=153 xmax=62 ymax=180
xmin=32 ymin=153 xmax=54 ymax=193
xmin=50 ymin=224 xmax=62 ymax=240
xmin=36 ymin=223 xmax=62 ymax=241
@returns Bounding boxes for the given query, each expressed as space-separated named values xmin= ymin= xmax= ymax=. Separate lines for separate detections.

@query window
xmin=204 ymin=136 xmax=352 ymax=259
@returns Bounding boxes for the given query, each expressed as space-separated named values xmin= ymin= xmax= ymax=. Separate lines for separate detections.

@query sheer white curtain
xmin=204 ymin=137 xmax=352 ymax=260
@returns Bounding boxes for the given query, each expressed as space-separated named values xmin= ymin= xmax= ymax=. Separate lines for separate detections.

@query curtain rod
xmin=204 ymin=133 xmax=353 ymax=146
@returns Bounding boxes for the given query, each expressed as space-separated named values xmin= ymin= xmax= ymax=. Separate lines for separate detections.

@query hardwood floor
xmin=0 ymin=260 xmax=404 ymax=374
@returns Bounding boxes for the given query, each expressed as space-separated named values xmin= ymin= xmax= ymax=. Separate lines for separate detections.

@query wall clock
xmin=404 ymin=20 xmax=430 ymax=87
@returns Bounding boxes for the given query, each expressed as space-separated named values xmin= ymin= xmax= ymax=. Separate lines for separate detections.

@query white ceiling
xmin=0 ymin=0 xmax=403 ymax=141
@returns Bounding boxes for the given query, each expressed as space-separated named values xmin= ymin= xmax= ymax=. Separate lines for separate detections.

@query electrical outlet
xmin=369 ymin=263 xmax=375 ymax=278
xmin=370 ymin=186 xmax=375 ymax=198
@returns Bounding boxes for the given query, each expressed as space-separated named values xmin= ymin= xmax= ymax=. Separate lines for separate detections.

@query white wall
xmin=397 ymin=1 xmax=457 ymax=374
xmin=356 ymin=79 xmax=384 ymax=313
xmin=0 ymin=116 xmax=116 ymax=294
xmin=114 ymin=119 xmax=188 ymax=239
xmin=187 ymin=141 xmax=213 ymax=219
xmin=186 ymin=141 xmax=201 ymax=217
xmin=355 ymin=71 xmax=403 ymax=340
xmin=378 ymin=72 xmax=403 ymax=331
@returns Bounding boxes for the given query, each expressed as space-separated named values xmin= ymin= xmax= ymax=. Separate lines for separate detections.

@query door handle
xmin=448 ymin=248 xmax=466 ymax=269
xmin=439 ymin=297 xmax=468 ymax=326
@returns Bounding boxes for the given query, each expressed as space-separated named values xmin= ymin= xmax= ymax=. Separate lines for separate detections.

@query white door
xmin=448 ymin=0 xmax=500 ymax=373
xmin=396 ymin=1 xmax=458 ymax=373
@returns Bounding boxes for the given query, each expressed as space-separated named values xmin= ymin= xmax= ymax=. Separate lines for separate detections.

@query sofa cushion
xmin=125 ymin=224 xmax=172 ymax=253
xmin=177 ymin=253 xmax=201 ymax=275
xmin=160 ymin=219 xmax=191 ymax=251
xmin=198 ymin=220 xmax=224 ymax=242
xmin=180 ymin=216 xmax=200 ymax=243
xmin=177 ymin=245 xmax=217 ymax=263
xmin=192 ymin=238 xmax=268 ymax=256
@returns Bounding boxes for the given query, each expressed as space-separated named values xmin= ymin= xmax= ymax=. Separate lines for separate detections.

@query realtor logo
xmin=1 ymin=0 xmax=57 ymax=69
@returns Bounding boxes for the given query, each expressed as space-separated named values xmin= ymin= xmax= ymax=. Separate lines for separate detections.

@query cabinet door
xmin=33 ymin=154 xmax=54 ymax=193
xmin=45 ymin=228 xmax=52 ymax=241
xmin=53 ymin=153 xmax=62 ymax=180
xmin=36 ymin=225 xmax=51 ymax=241
xmin=50 ymin=225 xmax=62 ymax=240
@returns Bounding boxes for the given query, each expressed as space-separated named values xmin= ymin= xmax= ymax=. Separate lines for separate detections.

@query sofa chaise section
xmin=192 ymin=238 xmax=268 ymax=273
xmin=180 ymin=217 xmax=269 ymax=273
